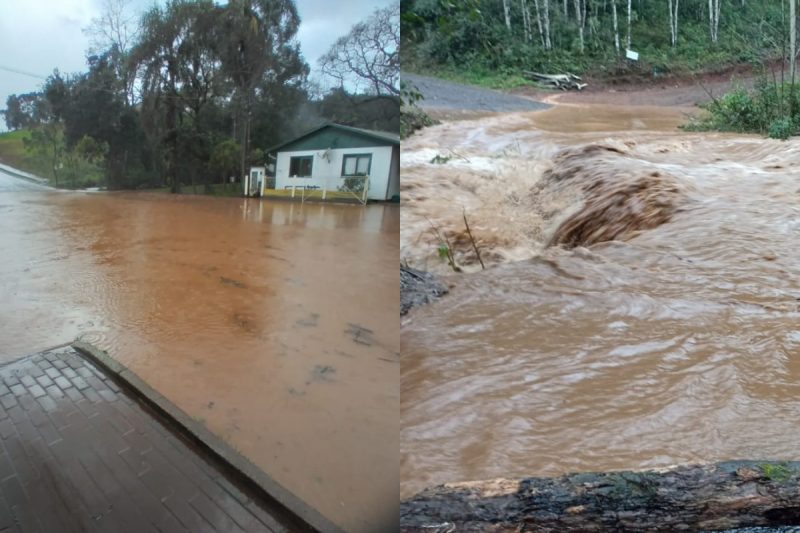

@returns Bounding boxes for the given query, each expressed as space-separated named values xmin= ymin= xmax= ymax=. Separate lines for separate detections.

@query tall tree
xmin=542 ymin=0 xmax=552 ymax=50
xmin=503 ymin=0 xmax=512 ymax=30
xmin=668 ymin=0 xmax=679 ymax=47
xmin=83 ymin=0 xmax=140 ymax=105
xmin=791 ymin=0 xmax=797 ymax=82
xmin=612 ymin=0 xmax=620 ymax=55
xmin=318 ymin=5 xmax=400 ymax=96
xmin=133 ymin=1 xmax=195 ymax=191
xmin=221 ymin=0 xmax=303 ymax=184
xmin=521 ymin=0 xmax=533 ymax=42
xmin=532 ymin=0 xmax=545 ymax=46
xmin=709 ymin=0 xmax=721 ymax=43
xmin=2 ymin=93 xmax=44 ymax=130
xmin=626 ymin=0 xmax=632 ymax=49
xmin=574 ymin=0 xmax=586 ymax=51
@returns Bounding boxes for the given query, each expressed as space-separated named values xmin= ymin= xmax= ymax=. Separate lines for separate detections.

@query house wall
xmin=275 ymin=146 xmax=395 ymax=200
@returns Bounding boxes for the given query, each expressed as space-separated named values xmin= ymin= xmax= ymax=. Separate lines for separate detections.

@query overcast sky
xmin=0 ymin=0 xmax=394 ymax=127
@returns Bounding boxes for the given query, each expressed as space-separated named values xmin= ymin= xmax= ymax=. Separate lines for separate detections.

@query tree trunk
xmin=709 ymin=0 xmax=720 ymax=42
xmin=543 ymin=0 xmax=551 ymax=49
xmin=709 ymin=0 xmax=714 ymax=41
xmin=612 ymin=0 xmax=620 ymax=55
xmin=502 ymin=0 xmax=512 ymax=30
xmin=532 ymin=0 xmax=545 ymax=47
xmin=626 ymin=0 xmax=632 ymax=48
xmin=791 ymin=0 xmax=797 ymax=83
xmin=583 ymin=0 xmax=588 ymax=41
xmin=563 ymin=0 xmax=568 ymax=18
xmin=238 ymin=92 xmax=251 ymax=192
xmin=574 ymin=0 xmax=584 ymax=51
xmin=668 ymin=0 xmax=679 ymax=47
xmin=401 ymin=461 xmax=800 ymax=532
xmin=521 ymin=0 xmax=531 ymax=42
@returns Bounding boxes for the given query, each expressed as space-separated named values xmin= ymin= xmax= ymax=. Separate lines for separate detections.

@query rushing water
xmin=400 ymin=102 xmax=800 ymax=499
xmin=0 ymin=173 xmax=399 ymax=532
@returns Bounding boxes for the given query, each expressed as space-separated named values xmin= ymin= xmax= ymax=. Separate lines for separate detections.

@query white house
xmin=266 ymin=123 xmax=400 ymax=201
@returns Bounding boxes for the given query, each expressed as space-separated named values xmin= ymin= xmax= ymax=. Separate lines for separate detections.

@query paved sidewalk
xmin=0 ymin=347 xmax=288 ymax=532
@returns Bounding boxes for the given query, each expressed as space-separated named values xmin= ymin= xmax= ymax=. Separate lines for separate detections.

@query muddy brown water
xmin=0 ymin=175 xmax=399 ymax=532
xmin=401 ymin=102 xmax=800 ymax=499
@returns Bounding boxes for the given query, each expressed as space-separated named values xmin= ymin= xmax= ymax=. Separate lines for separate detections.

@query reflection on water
xmin=0 ymin=178 xmax=398 ymax=532
xmin=401 ymin=104 xmax=800 ymax=499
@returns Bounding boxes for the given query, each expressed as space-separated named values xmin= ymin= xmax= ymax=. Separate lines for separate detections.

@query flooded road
xmin=400 ymin=102 xmax=800 ymax=499
xmin=0 ymin=169 xmax=399 ymax=532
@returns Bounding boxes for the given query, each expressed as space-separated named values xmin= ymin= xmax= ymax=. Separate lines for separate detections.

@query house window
xmin=289 ymin=156 xmax=313 ymax=177
xmin=342 ymin=154 xmax=372 ymax=176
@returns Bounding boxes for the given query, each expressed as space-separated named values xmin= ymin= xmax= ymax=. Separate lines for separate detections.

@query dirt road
xmin=402 ymin=72 xmax=549 ymax=113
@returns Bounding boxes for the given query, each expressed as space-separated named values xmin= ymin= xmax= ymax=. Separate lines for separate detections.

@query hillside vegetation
xmin=401 ymin=0 xmax=788 ymax=86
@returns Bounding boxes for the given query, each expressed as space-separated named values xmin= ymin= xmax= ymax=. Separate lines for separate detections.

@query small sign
xmin=626 ymin=49 xmax=639 ymax=61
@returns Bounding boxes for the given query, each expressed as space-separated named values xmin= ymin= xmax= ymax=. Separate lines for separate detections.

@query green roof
xmin=266 ymin=123 xmax=400 ymax=154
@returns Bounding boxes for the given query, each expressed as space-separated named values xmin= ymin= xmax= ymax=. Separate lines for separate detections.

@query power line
xmin=0 ymin=64 xmax=46 ymax=80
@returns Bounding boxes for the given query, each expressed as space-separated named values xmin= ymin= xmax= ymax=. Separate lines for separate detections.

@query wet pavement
xmin=0 ymin=345 xmax=294 ymax=532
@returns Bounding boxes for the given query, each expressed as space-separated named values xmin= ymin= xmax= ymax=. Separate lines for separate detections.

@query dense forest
xmin=401 ymin=0 xmax=792 ymax=84
xmin=402 ymin=0 xmax=800 ymax=137
xmin=1 ymin=0 xmax=399 ymax=191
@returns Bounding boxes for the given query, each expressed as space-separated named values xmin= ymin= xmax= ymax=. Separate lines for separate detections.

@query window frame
xmin=289 ymin=155 xmax=314 ymax=178
xmin=341 ymin=153 xmax=372 ymax=177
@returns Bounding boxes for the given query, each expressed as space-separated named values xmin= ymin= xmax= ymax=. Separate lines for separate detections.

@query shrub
xmin=768 ymin=117 xmax=793 ymax=140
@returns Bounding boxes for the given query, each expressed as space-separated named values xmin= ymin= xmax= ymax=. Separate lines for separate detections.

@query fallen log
xmin=400 ymin=461 xmax=800 ymax=532
xmin=522 ymin=71 xmax=587 ymax=91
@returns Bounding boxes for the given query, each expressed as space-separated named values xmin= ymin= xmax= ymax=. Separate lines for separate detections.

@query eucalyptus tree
xmin=132 ymin=0 xmax=223 ymax=191
xmin=219 ymin=0 xmax=303 ymax=185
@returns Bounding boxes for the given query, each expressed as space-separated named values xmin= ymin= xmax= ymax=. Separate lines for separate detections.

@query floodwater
xmin=0 ymin=172 xmax=399 ymax=533
xmin=400 ymin=102 xmax=800 ymax=499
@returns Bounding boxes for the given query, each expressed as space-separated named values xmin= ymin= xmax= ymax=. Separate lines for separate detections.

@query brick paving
xmin=0 ymin=347 xmax=290 ymax=532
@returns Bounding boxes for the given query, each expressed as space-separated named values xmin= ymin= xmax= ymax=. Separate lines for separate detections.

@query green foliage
xmin=761 ymin=463 xmax=792 ymax=482
xmin=2 ymin=127 xmax=104 ymax=189
xmin=402 ymin=0 xmax=786 ymax=86
xmin=685 ymin=79 xmax=800 ymax=139
xmin=400 ymin=79 xmax=437 ymax=139
xmin=400 ymin=104 xmax=437 ymax=139
xmin=23 ymin=123 xmax=64 ymax=185
xmin=768 ymin=117 xmax=794 ymax=140
xmin=209 ymin=138 xmax=241 ymax=182
xmin=400 ymin=80 xmax=423 ymax=107
xmin=75 ymin=135 xmax=108 ymax=164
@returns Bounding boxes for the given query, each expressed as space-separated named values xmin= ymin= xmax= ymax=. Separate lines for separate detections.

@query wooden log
xmin=400 ymin=461 xmax=800 ymax=532
xmin=522 ymin=71 xmax=588 ymax=91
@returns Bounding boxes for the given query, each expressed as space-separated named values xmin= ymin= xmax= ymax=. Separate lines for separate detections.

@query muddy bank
xmin=400 ymin=266 xmax=448 ymax=315
xmin=400 ymin=461 xmax=800 ymax=532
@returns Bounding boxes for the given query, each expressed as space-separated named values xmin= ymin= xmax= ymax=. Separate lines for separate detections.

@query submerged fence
xmin=265 ymin=175 xmax=370 ymax=205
